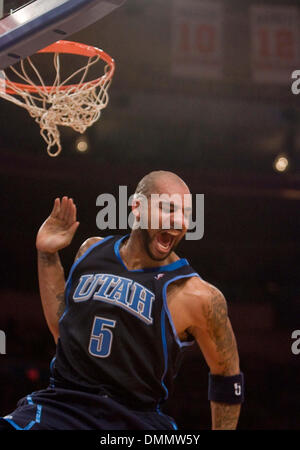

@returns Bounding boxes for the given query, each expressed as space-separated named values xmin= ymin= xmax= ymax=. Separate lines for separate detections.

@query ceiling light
xmin=273 ymin=154 xmax=289 ymax=173
xmin=75 ymin=136 xmax=89 ymax=153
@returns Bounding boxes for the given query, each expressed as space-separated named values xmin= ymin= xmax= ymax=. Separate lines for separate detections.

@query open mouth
xmin=155 ymin=231 xmax=177 ymax=254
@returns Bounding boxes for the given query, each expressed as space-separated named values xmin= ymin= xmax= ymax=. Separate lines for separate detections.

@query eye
xmin=160 ymin=203 xmax=172 ymax=213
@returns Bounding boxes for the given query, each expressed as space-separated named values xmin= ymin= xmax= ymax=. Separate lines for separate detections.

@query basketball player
xmin=0 ymin=171 xmax=244 ymax=430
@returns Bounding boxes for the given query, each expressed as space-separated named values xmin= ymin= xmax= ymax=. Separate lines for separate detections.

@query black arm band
xmin=208 ymin=372 xmax=245 ymax=404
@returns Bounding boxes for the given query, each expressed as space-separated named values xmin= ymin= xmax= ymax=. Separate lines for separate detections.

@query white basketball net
xmin=0 ymin=48 xmax=113 ymax=156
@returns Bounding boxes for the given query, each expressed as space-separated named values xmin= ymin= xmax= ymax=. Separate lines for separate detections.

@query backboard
xmin=0 ymin=0 xmax=126 ymax=69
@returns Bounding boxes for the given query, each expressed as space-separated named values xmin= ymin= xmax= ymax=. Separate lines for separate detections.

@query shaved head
xmin=134 ymin=171 xmax=190 ymax=198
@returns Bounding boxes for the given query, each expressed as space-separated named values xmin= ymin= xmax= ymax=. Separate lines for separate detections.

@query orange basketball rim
xmin=0 ymin=40 xmax=115 ymax=157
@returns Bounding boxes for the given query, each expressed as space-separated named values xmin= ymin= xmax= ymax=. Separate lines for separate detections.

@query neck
xmin=119 ymin=230 xmax=178 ymax=271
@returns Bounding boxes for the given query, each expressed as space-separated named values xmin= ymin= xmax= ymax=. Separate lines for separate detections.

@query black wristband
xmin=208 ymin=372 xmax=245 ymax=404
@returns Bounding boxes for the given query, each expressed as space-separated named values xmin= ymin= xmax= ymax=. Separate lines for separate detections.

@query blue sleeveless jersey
xmin=50 ymin=235 xmax=199 ymax=411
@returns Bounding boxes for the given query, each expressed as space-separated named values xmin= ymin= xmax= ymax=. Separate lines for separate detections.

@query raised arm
xmin=36 ymin=197 xmax=79 ymax=343
xmin=185 ymin=280 xmax=243 ymax=429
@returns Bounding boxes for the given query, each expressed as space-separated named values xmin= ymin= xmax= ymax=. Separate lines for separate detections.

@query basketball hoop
xmin=0 ymin=40 xmax=115 ymax=156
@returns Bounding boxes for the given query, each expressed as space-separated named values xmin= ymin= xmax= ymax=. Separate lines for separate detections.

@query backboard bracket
xmin=0 ymin=0 xmax=126 ymax=69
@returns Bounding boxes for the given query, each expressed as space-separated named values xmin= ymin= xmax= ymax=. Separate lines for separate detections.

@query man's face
xmin=135 ymin=182 xmax=192 ymax=261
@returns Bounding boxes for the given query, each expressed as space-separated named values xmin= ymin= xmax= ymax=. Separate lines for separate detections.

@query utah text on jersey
xmin=73 ymin=273 xmax=155 ymax=325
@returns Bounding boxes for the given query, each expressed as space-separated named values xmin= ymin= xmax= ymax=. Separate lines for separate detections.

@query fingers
xmin=69 ymin=201 xmax=77 ymax=225
xmin=50 ymin=198 xmax=60 ymax=218
xmin=65 ymin=198 xmax=77 ymax=227
xmin=70 ymin=221 xmax=80 ymax=235
xmin=51 ymin=197 xmax=78 ymax=225
xmin=58 ymin=196 xmax=69 ymax=221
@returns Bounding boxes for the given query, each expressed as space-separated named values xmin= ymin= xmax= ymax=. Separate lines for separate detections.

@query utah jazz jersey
xmin=50 ymin=235 xmax=199 ymax=411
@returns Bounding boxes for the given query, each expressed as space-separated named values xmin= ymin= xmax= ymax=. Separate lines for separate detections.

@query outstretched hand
xmin=36 ymin=197 xmax=80 ymax=254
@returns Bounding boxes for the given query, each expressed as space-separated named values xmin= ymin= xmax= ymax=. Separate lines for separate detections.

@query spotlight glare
xmin=76 ymin=137 xmax=89 ymax=153
xmin=274 ymin=154 xmax=289 ymax=173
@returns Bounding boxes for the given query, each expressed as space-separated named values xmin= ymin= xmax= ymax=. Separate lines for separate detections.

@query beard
xmin=139 ymin=228 xmax=181 ymax=262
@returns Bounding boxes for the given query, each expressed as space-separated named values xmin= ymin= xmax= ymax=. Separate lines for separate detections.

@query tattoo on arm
xmin=56 ymin=292 xmax=65 ymax=319
xmin=203 ymin=289 xmax=239 ymax=375
xmin=38 ymin=251 xmax=59 ymax=266
xmin=202 ymin=289 xmax=241 ymax=429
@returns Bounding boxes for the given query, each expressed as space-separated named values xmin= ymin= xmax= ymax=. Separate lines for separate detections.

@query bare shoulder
xmin=75 ymin=236 xmax=104 ymax=261
xmin=181 ymin=276 xmax=225 ymax=304
xmin=179 ymin=276 xmax=227 ymax=326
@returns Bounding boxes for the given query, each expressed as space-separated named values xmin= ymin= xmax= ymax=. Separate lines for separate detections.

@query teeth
xmin=156 ymin=235 xmax=173 ymax=252
xmin=160 ymin=242 xmax=169 ymax=249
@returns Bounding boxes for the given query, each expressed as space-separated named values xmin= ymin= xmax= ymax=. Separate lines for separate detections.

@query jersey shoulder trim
xmin=114 ymin=234 xmax=190 ymax=273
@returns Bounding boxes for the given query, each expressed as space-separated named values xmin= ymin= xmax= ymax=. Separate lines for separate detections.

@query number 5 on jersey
xmin=89 ymin=316 xmax=116 ymax=358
